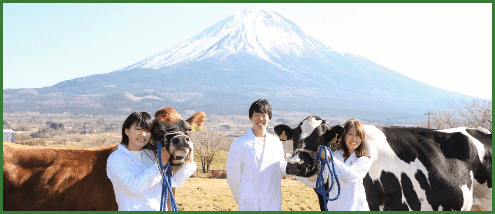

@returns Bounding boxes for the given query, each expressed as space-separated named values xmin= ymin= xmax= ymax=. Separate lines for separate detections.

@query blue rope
xmin=315 ymin=145 xmax=341 ymax=211
xmin=157 ymin=141 xmax=178 ymax=211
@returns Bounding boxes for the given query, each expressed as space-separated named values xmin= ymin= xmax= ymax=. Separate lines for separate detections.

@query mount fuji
xmin=3 ymin=9 xmax=472 ymax=124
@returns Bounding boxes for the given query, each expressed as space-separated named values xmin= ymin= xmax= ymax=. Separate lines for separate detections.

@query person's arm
xmin=107 ymin=154 xmax=162 ymax=195
xmin=294 ymin=174 xmax=318 ymax=188
xmin=226 ymin=140 xmax=242 ymax=204
xmin=279 ymin=140 xmax=288 ymax=177
xmin=171 ymin=160 xmax=197 ymax=187
xmin=331 ymin=156 xmax=372 ymax=182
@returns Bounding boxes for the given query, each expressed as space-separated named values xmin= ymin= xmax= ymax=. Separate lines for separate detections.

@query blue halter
xmin=315 ymin=145 xmax=341 ymax=211
xmin=156 ymin=141 xmax=178 ymax=211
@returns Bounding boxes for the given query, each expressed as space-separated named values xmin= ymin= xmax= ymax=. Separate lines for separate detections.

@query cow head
xmin=274 ymin=116 xmax=344 ymax=177
xmin=151 ymin=107 xmax=205 ymax=171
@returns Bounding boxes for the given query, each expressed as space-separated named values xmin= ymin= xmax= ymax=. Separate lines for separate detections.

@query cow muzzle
xmin=163 ymin=131 xmax=193 ymax=166
xmin=286 ymin=149 xmax=319 ymax=177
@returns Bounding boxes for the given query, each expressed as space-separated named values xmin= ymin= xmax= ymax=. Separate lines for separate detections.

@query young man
xmin=226 ymin=99 xmax=288 ymax=211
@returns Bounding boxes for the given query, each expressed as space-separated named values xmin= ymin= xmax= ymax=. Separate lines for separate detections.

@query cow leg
xmin=313 ymin=180 xmax=330 ymax=211
xmin=363 ymin=173 xmax=384 ymax=211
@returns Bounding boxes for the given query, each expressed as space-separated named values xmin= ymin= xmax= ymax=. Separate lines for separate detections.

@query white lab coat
xmin=106 ymin=144 xmax=197 ymax=211
xmin=297 ymin=150 xmax=372 ymax=211
xmin=226 ymin=128 xmax=288 ymax=211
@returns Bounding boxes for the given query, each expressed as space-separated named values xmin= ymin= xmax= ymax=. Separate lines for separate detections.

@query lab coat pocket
xmin=239 ymin=182 xmax=256 ymax=203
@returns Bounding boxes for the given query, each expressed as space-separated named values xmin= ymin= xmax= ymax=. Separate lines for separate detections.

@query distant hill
xmin=3 ymin=9 xmax=473 ymax=125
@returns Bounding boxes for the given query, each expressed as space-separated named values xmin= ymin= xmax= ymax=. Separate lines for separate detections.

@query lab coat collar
xmin=247 ymin=128 xmax=276 ymax=142
xmin=117 ymin=143 xmax=147 ymax=168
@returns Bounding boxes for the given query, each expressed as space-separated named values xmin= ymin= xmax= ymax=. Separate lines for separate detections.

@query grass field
xmin=175 ymin=178 xmax=320 ymax=211
xmin=184 ymin=149 xmax=321 ymax=211
xmin=12 ymin=135 xmax=323 ymax=211
xmin=193 ymin=149 xmax=228 ymax=171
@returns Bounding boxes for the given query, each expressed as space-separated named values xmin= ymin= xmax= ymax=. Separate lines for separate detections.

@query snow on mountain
xmin=3 ymin=8 xmax=476 ymax=123
xmin=122 ymin=9 xmax=331 ymax=71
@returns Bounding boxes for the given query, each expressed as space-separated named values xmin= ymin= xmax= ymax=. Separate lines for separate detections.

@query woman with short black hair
xmin=107 ymin=111 xmax=196 ymax=211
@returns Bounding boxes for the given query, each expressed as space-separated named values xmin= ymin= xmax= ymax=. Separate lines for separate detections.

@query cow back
xmin=363 ymin=126 xmax=491 ymax=211
xmin=3 ymin=142 xmax=119 ymax=211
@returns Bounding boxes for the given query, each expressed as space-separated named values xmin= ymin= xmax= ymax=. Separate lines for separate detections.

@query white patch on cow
xmin=288 ymin=154 xmax=302 ymax=164
xmin=363 ymin=125 xmax=433 ymax=211
xmin=300 ymin=117 xmax=322 ymax=140
xmin=379 ymin=204 xmax=385 ymax=211
xmin=436 ymin=127 xmax=485 ymax=163
xmin=460 ymin=171 xmax=474 ymax=211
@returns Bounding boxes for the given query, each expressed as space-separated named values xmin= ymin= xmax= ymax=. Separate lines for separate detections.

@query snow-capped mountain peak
xmin=123 ymin=9 xmax=329 ymax=70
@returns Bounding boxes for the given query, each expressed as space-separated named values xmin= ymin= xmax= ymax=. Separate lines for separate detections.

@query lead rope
xmin=315 ymin=145 xmax=341 ymax=211
xmin=156 ymin=141 xmax=178 ymax=211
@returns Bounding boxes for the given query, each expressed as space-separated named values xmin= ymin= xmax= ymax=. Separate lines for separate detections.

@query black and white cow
xmin=275 ymin=116 xmax=492 ymax=211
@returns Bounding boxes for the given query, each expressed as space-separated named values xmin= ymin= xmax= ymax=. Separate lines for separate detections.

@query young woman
xmin=106 ymin=111 xmax=196 ymax=211
xmin=298 ymin=119 xmax=372 ymax=211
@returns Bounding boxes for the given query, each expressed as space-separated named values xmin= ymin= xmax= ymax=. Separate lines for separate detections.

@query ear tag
xmin=280 ymin=131 xmax=288 ymax=141
xmin=331 ymin=134 xmax=338 ymax=144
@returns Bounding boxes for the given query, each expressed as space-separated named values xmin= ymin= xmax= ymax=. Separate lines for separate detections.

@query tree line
xmin=430 ymin=98 xmax=492 ymax=131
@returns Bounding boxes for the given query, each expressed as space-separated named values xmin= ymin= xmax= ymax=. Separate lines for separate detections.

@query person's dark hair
xmin=121 ymin=111 xmax=153 ymax=146
xmin=338 ymin=119 xmax=368 ymax=160
xmin=249 ymin=99 xmax=272 ymax=120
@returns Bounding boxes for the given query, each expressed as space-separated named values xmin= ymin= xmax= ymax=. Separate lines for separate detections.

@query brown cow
xmin=3 ymin=142 xmax=119 ymax=211
xmin=3 ymin=108 xmax=205 ymax=211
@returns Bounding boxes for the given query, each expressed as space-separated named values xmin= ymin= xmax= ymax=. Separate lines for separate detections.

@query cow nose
xmin=286 ymin=163 xmax=300 ymax=175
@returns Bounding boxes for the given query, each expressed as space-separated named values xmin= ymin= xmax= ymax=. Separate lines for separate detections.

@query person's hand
xmin=160 ymin=147 xmax=170 ymax=167
xmin=307 ymin=174 xmax=318 ymax=182
xmin=319 ymin=149 xmax=331 ymax=162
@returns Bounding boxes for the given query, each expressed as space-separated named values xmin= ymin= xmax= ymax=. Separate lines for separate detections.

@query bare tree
xmin=190 ymin=127 xmax=230 ymax=173
xmin=430 ymin=98 xmax=492 ymax=131
xmin=431 ymin=110 xmax=459 ymax=129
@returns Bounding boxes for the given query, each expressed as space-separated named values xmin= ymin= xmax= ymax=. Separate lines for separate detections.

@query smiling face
xmin=250 ymin=112 xmax=270 ymax=137
xmin=344 ymin=126 xmax=362 ymax=154
xmin=125 ymin=122 xmax=151 ymax=151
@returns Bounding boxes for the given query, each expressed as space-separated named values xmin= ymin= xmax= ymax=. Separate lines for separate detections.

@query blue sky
xmin=3 ymin=3 xmax=492 ymax=99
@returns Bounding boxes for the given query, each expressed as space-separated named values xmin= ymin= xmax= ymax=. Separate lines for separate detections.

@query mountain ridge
xmin=3 ymin=9 xmax=475 ymax=125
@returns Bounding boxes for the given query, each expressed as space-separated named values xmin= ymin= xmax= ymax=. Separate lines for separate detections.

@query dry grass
xmin=15 ymin=130 xmax=323 ymax=211
xmin=175 ymin=178 xmax=320 ymax=211
xmin=192 ymin=149 xmax=228 ymax=171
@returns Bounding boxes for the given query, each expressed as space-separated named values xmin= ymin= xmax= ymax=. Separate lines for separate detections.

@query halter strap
xmin=315 ymin=145 xmax=341 ymax=211
xmin=157 ymin=141 xmax=178 ymax=211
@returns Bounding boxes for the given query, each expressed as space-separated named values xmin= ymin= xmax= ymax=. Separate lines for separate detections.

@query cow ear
xmin=274 ymin=124 xmax=294 ymax=141
xmin=186 ymin=112 xmax=206 ymax=132
xmin=324 ymin=125 xmax=344 ymax=145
